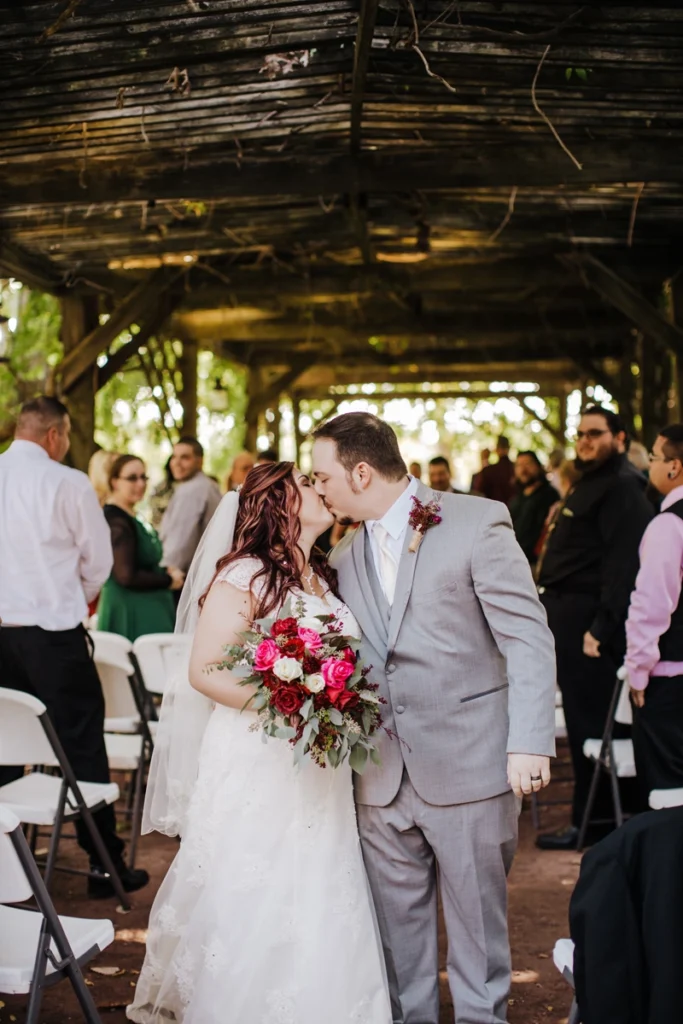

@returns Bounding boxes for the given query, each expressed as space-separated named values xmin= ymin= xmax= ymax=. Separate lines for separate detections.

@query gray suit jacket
xmin=329 ymin=482 xmax=557 ymax=808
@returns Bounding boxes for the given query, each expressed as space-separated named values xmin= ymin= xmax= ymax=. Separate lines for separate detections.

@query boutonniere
xmin=407 ymin=494 xmax=442 ymax=553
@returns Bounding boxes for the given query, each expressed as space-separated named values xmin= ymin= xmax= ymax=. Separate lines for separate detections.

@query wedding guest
xmin=160 ymin=437 xmax=222 ymax=574
xmin=148 ymin=456 xmax=174 ymax=531
xmin=225 ymin=450 xmax=255 ymax=491
xmin=470 ymin=446 xmax=490 ymax=493
xmin=477 ymin=436 xmax=515 ymax=503
xmin=428 ymin=455 xmax=456 ymax=493
xmin=536 ymin=407 xmax=653 ymax=849
xmin=408 ymin=461 xmax=423 ymax=481
xmin=0 ymin=396 xmax=148 ymax=897
xmin=547 ymin=446 xmax=566 ymax=494
xmin=627 ymin=425 xmax=683 ymax=800
xmin=98 ymin=455 xmax=184 ymax=642
xmin=88 ymin=449 xmax=118 ymax=507
xmin=509 ymin=451 xmax=559 ymax=566
xmin=255 ymin=447 xmax=278 ymax=465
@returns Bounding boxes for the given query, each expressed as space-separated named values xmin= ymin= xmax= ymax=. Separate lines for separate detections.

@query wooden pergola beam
xmin=562 ymin=252 xmax=683 ymax=360
xmin=350 ymin=0 xmax=380 ymax=158
xmin=0 ymin=238 xmax=68 ymax=295
xmin=59 ymin=267 xmax=186 ymax=392
xmin=5 ymin=143 xmax=683 ymax=206
xmin=293 ymin=388 xmax=565 ymax=402
xmin=96 ymin=283 xmax=185 ymax=388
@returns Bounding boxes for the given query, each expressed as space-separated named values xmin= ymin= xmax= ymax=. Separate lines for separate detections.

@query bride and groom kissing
xmin=127 ymin=411 xmax=557 ymax=1024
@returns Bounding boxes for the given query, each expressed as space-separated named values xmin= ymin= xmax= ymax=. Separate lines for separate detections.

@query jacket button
xmin=396 ymin=705 xmax=405 ymax=714
xmin=387 ymin=664 xmax=396 ymax=673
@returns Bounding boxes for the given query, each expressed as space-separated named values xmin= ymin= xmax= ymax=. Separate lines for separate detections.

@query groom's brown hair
xmin=313 ymin=412 xmax=407 ymax=481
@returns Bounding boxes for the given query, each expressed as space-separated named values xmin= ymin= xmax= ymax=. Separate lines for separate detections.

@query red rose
xmin=272 ymin=617 xmax=298 ymax=638
xmin=336 ymin=690 xmax=360 ymax=711
xmin=281 ymin=636 xmax=305 ymax=659
xmin=303 ymin=654 xmax=322 ymax=675
xmin=321 ymin=657 xmax=355 ymax=702
xmin=271 ymin=684 xmax=305 ymax=717
xmin=342 ymin=647 xmax=357 ymax=664
xmin=261 ymin=671 xmax=278 ymax=690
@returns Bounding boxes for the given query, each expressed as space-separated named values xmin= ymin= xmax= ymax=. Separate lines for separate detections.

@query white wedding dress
xmin=127 ymin=558 xmax=391 ymax=1024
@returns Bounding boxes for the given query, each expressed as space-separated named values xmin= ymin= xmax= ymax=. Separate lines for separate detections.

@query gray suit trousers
xmin=358 ymin=773 xmax=519 ymax=1024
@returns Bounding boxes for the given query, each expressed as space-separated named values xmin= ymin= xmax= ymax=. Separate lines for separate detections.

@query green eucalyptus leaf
xmin=349 ymin=744 xmax=369 ymax=774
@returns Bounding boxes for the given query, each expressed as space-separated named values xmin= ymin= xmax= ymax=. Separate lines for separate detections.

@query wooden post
xmin=292 ymin=395 xmax=303 ymax=463
xmin=558 ymin=391 xmax=568 ymax=445
xmin=176 ymin=338 xmax=198 ymax=436
xmin=639 ymin=335 xmax=670 ymax=449
xmin=60 ymin=294 xmax=100 ymax=472
xmin=617 ymin=336 xmax=639 ymax=440
xmin=245 ymin=366 xmax=262 ymax=452
xmin=269 ymin=404 xmax=281 ymax=457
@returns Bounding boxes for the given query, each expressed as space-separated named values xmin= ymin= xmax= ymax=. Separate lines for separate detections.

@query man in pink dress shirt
xmin=626 ymin=423 xmax=683 ymax=799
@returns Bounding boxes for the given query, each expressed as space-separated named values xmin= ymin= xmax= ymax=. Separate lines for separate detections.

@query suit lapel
xmin=347 ymin=526 xmax=388 ymax=658
xmin=387 ymin=481 xmax=435 ymax=651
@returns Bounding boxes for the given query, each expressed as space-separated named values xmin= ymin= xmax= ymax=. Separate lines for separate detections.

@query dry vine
xmin=78 ymin=122 xmax=88 ymax=189
xmin=488 ymin=186 xmax=519 ymax=243
xmin=627 ymin=181 xmax=645 ymax=247
xmin=404 ymin=1 xmax=457 ymax=94
xmin=531 ymin=45 xmax=583 ymax=171
xmin=39 ymin=0 xmax=82 ymax=42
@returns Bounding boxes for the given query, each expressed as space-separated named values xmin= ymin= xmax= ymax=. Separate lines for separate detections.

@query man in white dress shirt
xmin=0 ymin=396 xmax=148 ymax=897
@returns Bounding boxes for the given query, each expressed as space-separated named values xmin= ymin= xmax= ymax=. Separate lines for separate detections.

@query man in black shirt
xmin=536 ymin=406 xmax=653 ymax=849
xmin=509 ymin=450 xmax=559 ymax=566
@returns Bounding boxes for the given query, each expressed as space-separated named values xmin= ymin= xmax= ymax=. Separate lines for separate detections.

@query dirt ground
xmin=1 ymin=770 xmax=580 ymax=1024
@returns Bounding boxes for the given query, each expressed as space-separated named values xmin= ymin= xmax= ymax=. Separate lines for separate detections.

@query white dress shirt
xmin=0 ymin=440 xmax=113 ymax=631
xmin=365 ymin=476 xmax=419 ymax=598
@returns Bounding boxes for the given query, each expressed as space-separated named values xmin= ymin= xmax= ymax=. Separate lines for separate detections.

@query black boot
xmin=88 ymin=861 xmax=150 ymax=899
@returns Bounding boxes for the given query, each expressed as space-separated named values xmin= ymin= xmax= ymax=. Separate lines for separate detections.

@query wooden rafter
xmin=562 ymin=253 xmax=683 ymax=360
xmin=97 ymin=284 xmax=186 ymax=388
xmin=59 ymin=267 xmax=186 ymax=392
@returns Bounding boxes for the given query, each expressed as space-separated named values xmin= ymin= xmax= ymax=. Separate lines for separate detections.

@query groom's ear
xmin=353 ymin=462 xmax=374 ymax=491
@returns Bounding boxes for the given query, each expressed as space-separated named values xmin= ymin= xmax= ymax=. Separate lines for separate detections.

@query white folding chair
xmin=90 ymin=632 xmax=154 ymax=869
xmin=0 ymin=688 xmax=129 ymax=909
xmin=132 ymin=632 xmax=193 ymax=698
xmin=0 ymin=804 xmax=114 ymax=1024
xmin=578 ymin=667 xmax=635 ymax=850
xmin=649 ymin=788 xmax=683 ymax=810
xmin=552 ymin=938 xmax=580 ymax=1024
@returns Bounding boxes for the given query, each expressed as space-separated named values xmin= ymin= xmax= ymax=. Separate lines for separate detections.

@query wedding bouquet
xmin=212 ymin=597 xmax=384 ymax=773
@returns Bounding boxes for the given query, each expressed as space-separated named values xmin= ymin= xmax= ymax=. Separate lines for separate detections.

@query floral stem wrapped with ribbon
xmin=408 ymin=494 xmax=443 ymax=553
xmin=208 ymin=597 xmax=385 ymax=773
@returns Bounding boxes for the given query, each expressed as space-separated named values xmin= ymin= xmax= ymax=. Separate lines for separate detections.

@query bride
xmin=127 ymin=462 xmax=391 ymax=1024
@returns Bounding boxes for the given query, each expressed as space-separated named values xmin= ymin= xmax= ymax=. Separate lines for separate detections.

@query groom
xmin=312 ymin=412 xmax=556 ymax=1024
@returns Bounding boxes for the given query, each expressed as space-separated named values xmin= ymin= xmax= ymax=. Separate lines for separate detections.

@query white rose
xmin=304 ymin=673 xmax=325 ymax=693
xmin=272 ymin=656 xmax=303 ymax=682
xmin=361 ymin=692 xmax=380 ymax=704
xmin=297 ymin=617 xmax=323 ymax=634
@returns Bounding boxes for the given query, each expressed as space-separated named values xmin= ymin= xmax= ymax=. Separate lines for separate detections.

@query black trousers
xmin=0 ymin=624 xmax=124 ymax=867
xmin=632 ymin=674 xmax=683 ymax=804
xmin=541 ymin=590 xmax=641 ymax=830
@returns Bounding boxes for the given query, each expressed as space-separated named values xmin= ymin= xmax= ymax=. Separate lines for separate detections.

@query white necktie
xmin=373 ymin=522 xmax=398 ymax=604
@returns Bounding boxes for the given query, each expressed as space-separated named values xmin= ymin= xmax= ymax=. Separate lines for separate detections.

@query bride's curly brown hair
xmin=204 ymin=461 xmax=339 ymax=620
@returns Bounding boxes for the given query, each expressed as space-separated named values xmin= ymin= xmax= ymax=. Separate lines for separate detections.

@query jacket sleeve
xmin=107 ymin=513 xmax=172 ymax=591
xmin=590 ymin=481 xmax=653 ymax=651
xmin=471 ymin=502 xmax=557 ymax=757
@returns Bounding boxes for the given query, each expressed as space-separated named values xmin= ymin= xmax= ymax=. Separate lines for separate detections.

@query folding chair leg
xmin=39 ymin=713 xmax=131 ymax=911
xmin=11 ymin=827 xmax=104 ymax=1024
xmin=577 ymin=754 xmax=603 ymax=852
xmin=43 ymin=777 xmax=69 ymax=891
xmin=128 ymin=760 xmax=145 ymax=870
xmin=25 ymin=919 xmax=50 ymax=1024
xmin=607 ymin=739 xmax=624 ymax=828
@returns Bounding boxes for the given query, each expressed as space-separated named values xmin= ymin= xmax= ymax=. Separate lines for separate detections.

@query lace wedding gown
xmin=127 ymin=558 xmax=391 ymax=1024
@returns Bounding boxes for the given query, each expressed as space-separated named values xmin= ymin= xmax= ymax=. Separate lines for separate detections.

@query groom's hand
xmin=507 ymin=753 xmax=551 ymax=798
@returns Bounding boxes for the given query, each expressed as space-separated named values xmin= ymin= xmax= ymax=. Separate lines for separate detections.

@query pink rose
xmin=298 ymin=627 xmax=323 ymax=653
xmin=321 ymin=657 xmax=355 ymax=702
xmin=254 ymin=638 xmax=279 ymax=671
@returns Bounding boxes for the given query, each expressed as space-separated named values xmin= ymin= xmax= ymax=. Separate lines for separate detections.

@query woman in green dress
xmin=98 ymin=455 xmax=184 ymax=642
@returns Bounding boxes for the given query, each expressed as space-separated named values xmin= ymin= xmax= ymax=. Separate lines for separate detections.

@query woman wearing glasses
xmin=98 ymin=454 xmax=185 ymax=641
